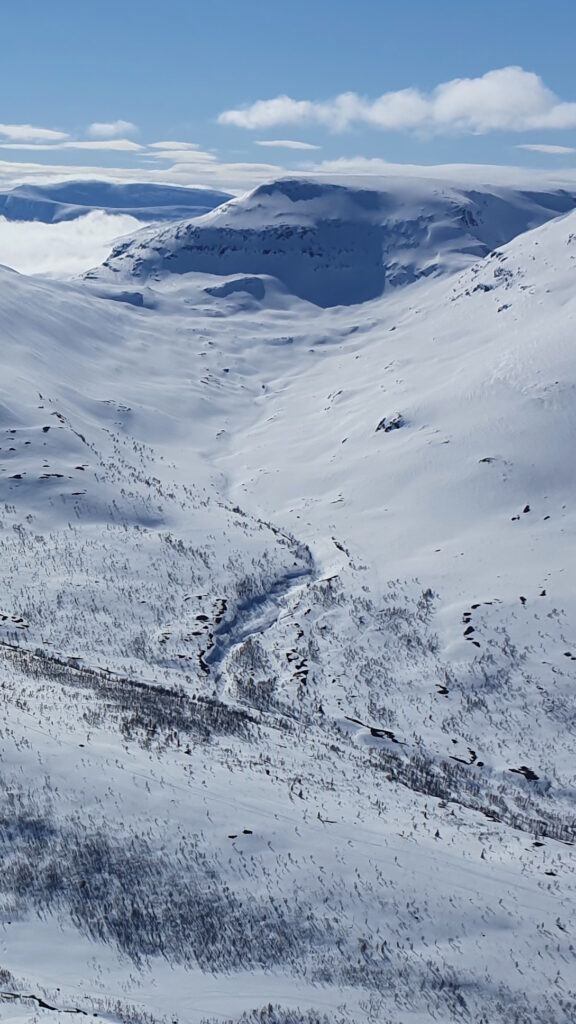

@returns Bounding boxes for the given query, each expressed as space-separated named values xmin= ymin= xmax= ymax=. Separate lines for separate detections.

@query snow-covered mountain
xmin=92 ymin=175 xmax=576 ymax=304
xmin=1 ymin=176 xmax=576 ymax=1023
xmin=0 ymin=180 xmax=232 ymax=223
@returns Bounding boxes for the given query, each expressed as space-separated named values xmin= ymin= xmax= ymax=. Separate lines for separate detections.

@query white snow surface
xmin=0 ymin=175 xmax=575 ymax=1024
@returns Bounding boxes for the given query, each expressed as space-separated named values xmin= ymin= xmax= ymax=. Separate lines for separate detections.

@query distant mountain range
xmin=0 ymin=180 xmax=233 ymax=223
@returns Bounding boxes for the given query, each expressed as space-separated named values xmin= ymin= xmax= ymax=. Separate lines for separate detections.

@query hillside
xmin=0 ymin=183 xmax=575 ymax=1023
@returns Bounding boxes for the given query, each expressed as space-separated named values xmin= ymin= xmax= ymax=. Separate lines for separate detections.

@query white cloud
xmin=0 ymin=153 xmax=282 ymax=194
xmin=255 ymin=139 xmax=321 ymax=150
xmin=219 ymin=67 xmax=576 ymax=135
xmin=3 ymin=151 xmax=576 ymax=201
xmin=0 ymin=144 xmax=67 ymax=151
xmin=517 ymin=143 xmax=575 ymax=155
xmin=288 ymin=155 xmax=576 ymax=188
xmin=0 ymin=123 xmax=69 ymax=142
xmin=65 ymin=139 xmax=143 ymax=151
xmin=148 ymin=141 xmax=202 ymax=151
xmin=220 ymin=97 xmax=316 ymax=130
xmin=88 ymin=120 xmax=138 ymax=138
xmin=0 ymin=141 xmax=142 ymax=154
xmin=0 ymin=139 xmax=144 ymax=152
xmin=147 ymin=147 xmax=217 ymax=163
xmin=0 ymin=211 xmax=144 ymax=277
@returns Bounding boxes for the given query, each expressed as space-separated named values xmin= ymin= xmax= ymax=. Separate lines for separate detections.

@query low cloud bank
xmin=0 ymin=211 xmax=145 ymax=277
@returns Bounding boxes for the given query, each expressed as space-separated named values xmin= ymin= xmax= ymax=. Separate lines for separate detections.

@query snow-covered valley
xmin=0 ymin=175 xmax=575 ymax=1024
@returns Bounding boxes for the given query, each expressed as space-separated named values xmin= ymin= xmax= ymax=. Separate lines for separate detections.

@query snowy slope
xmin=0 ymin=183 xmax=575 ymax=1023
xmin=91 ymin=175 xmax=576 ymax=304
xmin=0 ymin=180 xmax=232 ymax=223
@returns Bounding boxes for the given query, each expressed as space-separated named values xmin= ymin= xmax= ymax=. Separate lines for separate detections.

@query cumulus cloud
xmin=0 ymin=211 xmax=145 ymax=277
xmin=516 ymin=143 xmax=575 ymax=154
xmin=0 ymin=123 xmax=69 ymax=142
xmin=219 ymin=67 xmax=576 ymax=135
xmin=220 ymin=97 xmax=315 ymax=131
xmin=88 ymin=120 xmax=138 ymax=138
xmin=255 ymin=139 xmax=321 ymax=150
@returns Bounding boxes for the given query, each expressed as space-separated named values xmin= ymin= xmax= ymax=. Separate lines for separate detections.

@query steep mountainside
xmin=92 ymin=176 xmax=576 ymax=304
xmin=0 ymin=184 xmax=575 ymax=1023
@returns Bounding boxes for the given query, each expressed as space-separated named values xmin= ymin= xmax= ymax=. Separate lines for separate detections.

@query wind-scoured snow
xmin=0 ymin=176 xmax=575 ymax=1024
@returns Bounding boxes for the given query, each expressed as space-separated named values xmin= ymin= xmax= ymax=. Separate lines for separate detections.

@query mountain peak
xmin=91 ymin=175 xmax=576 ymax=306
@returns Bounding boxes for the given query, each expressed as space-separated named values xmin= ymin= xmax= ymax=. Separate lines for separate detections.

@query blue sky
xmin=1 ymin=0 xmax=576 ymax=191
